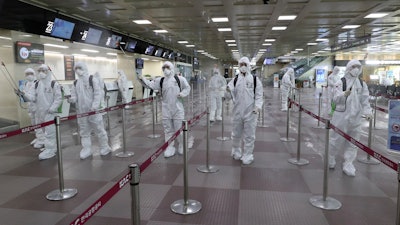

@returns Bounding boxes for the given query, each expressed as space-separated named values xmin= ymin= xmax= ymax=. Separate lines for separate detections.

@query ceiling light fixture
xmin=264 ymin=39 xmax=276 ymax=42
xmin=307 ymin=43 xmax=317 ymax=45
xmin=44 ymin=43 xmax=69 ymax=49
xmin=262 ymin=43 xmax=272 ymax=46
xmin=278 ymin=15 xmax=297 ymax=20
xmin=177 ymin=41 xmax=189 ymax=44
xmin=218 ymin=28 xmax=232 ymax=32
xmin=107 ymin=52 xmax=117 ymax=56
xmin=365 ymin=13 xmax=388 ymax=18
xmin=342 ymin=25 xmax=360 ymax=29
xmin=133 ymin=20 xmax=151 ymax=24
xmin=81 ymin=49 xmax=99 ymax=53
xmin=295 ymin=48 xmax=303 ymax=51
xmin=225 ymin=40 xmax=236 ymax=43
xmin=186 ymin=45 xmax=195 ymax=47
xmin=315 ymin=38 xmax=328 ymax=42
xmin=153 ymin=30 xmax=168 ymax=33
xmin=211 ymin=17 xmax=229 ymax=22
xmin=272 ymin=26 xmax=287 ymax=30
xmin=228 ymin=44 xmax=237 ymax=46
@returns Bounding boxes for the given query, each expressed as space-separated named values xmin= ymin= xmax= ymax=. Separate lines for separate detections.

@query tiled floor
xmin=0 ymin=85 xmax=398 ymax=225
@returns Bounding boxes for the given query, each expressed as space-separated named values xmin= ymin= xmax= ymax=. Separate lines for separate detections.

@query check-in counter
xmin=104 ymin=81 xmax=119 ymax=107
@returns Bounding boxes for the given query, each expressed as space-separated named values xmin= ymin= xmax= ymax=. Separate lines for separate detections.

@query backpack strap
xmin=73 ymin=75 xmax=93 ymax=88
xmin=35 ymin=80 xmax=39 ymax=89
xmin=160 ymin=75 xmax=181 ymax=93
xmin=233 ymin=75 xmax=238 ymax=87
xmin=234 ymin=74 xmax=256 ymax=98
xmin=160 ymin=77 xmax=164 ymax=93
xmin=342 ymin=77 xmax=363 ymax=91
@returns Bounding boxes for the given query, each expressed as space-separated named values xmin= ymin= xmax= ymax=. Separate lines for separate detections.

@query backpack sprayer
xmin=0 ymin=61 xmax=27 ymax=109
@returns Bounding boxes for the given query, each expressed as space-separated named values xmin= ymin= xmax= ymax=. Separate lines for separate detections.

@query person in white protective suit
xmin=20 ymin=65 xmax=62 ymax=160
xmin=137 ymin=61 xmax=191 ymax=158
xmin=329 ymin=59 xmax=372 ymax=176
xmin=227 ymin=57 xmax=263 ymax=165
xmin=327 ymin=66 xmax=341 ymax=116
xmin=281 ymin=68 xmax=295 ymax=111
xmin=209 ymin=68 xmax=227 ymax=122
xmin=117 ymin=70 xmax=130 ymax=104
xmin=22 ymin=68 xmax=42 ymax=147
xmin=68 ymin=62 xmax=112 ymax=159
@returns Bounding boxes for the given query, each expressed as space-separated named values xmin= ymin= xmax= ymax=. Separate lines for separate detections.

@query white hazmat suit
xmin=137 ymin=61 xmax=191 ymax=157
xmin=227 ymin=57 xmax=263 ymax=165
xmin=327 ymin=66 xmax=341 ymax=116
xmin=281 ymin=68 xmax=295 ymax=111
xmin=329 ymin=59 xmax=372 ymax=176
xmin=68 ymin=62 xmax=112 ymax=159
xmin=209 ymin=69 xmax=227 ymax=121
xmin=23 ymin=65 xmax=62 ymax=160
xmin=117 ymin=70 xmax=130 ymax=104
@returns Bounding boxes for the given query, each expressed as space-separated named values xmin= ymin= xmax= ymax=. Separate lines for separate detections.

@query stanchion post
xmin=217 ymin=97 xmax=230 ymax=141
xmin=130 ymin=164 xmax=141 ymax=225
xmin=171 ymin=121 xmax=202 ymax=215
xmin=280 ymin=98 xmax=295 ymax=142
xmin=106 ymin=95 xmax=111 ymax=135
xmin=374 ymin=96 xmax=378 ymax=128
xmin=148 ymin=97 xmax=161 ymax=138
xmin=46 ymin=116 xmax=78 ymax=201
xmin=198 ymin=108 xmax=219 ymax=173
xmin=191 ymin=83 xmax=194 ymax=115
xmin=313 ymin=92 xmax=324 ymax=129
xmin=357 ymin=117 xmax=379 ymax=164
xmin=309 ymin=120 xmax=342 ymax=210
xmin=288 ymin=105 xmax=309 ymax=165
xmin=116 ymin=107 xmax=134 ymax=157
xmin=258 ymin=94 xmax=269 ymax=128
xmin=155 ymin=93 xmax=159 ymax=124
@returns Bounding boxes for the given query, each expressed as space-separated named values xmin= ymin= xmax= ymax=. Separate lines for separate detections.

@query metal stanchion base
xmin=116 ymin=151 xmax=135 ymax=158
xmin=171 ymin=199 xmax=202 ymax=215
xmin=288 ymin=158 xmax=309 ymax=166
xmin=280 ymin=137 xmax=295 ymax=142
xmin=46 ymin=188 xmax=78 ymax=201
xmin=148 ymin=134 xmax=161 ymax=138
xmin=309 ymin=195 xmax=342 ymax=210
xmin=197 ymin=165 xmax=219 ymax=173
xmin=217 ymin=136 xmax=230 ymax=141
xmin=357 ymin=156 xmax=380 ymax=165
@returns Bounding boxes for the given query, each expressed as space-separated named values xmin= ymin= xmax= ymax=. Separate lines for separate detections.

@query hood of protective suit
xmin=37 ymin=64 xmax=50 ymax=80
xmin=24 ymin=68 xmax=35 ymax=76
xmin=238 ymin=57 xmax=251 ymax=74
xmin=118 ymin=70 xmax=126 ymax=77
xmin=345 ymin=59 xmax=362 ymax=78
xmin=285 ymin=68 xmax=295 ymax=81
xmin=331 ymin=66 xmax=340 ymax=76
xmin=74 ymin=61 xmax=89 ymax=77
xmin=25 ymin=68 xmax=36 ymax=81
xmin=162 ymin=61 xmax=174 ymax=77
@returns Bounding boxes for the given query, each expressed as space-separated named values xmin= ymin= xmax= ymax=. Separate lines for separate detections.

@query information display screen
xmin=85 ymin=28 xmax=102 ymax=44
xmin=49 ymin=18 xmax=75 ymax=39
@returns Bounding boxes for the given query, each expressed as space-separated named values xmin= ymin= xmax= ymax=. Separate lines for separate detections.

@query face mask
xmin=213 ymin=72 xmax=218 ymax=76
xmin=163 ymin=68 xmax=172 ymax=77
xmin=26 ymin=75 xmax=35 ymax=82
xmin=39 ymin=72 xmax=47 ymax=79
xmin=239 ymin=66 xmax=247 ymax=73
xmin=75 ymin=69 xmax=84 ymax=76
xmin=350 ymin=68 xmax=359 ymax=77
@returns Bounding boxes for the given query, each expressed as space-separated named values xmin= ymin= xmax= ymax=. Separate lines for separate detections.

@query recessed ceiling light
xmin=365 ymin=13 xmax=388 ymax=18
xmin=316 ymin=38 xmax=329 ymax=42
xmin=228 ymin=44 xmax=237 ymax=46
xmin=153 ymin=30 xmax=168 ymax=33
xmin=278 ymin=15 xmax=297 ymax=20
xmin=211 ymin=17 xmax=229 ymax=22
xmin=262 ymin=43 xmax=272 ymax=46
xmin=225 ymin=40 xmax=236 ymax=43
xmin=133 ymin=20 xmax=152 ymax=24
xmin=197 ymin=50 xmax=205 ymax=52
xmin=272 ymin=26 xmax=287 ymax=30
xmin=218 ymin=28 xmax=232 ymax=32
xmin=107 ymin=52 xmax=117 ymax=56
xmin=177 ymin=41 xmax=189 ymax=44
xmin=342 ymin=25 xmax=360 ymax=29
xmin=295 ymin=48 xmax=303 ymax=51
xmin=44 ymin=43 xmax=69 ymax=49
xmin=259 ymin=49 xmax=267 ymax=52
xmin=186 ymin=45 xmax=195 ymax=47
xmin=307 ymin=43 xmax=317 ymax=45
xmin=81 ymin=49 xmax=99 ymax=53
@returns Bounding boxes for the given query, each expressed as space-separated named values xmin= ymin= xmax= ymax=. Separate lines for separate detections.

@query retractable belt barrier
xmin=288 ymin=98 xmax=396 ymax=171
xmin=374 ymin=105 xmax=388 ymax=114
xmin=69 ymin=110 xmax=207 ymax=225
xmin=0 ymin=97 xmax=155 ymax=141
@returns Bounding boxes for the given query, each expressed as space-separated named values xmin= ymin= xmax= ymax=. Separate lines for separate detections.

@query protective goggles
xmin=162 ymin=65 xmax=170 ymax=70
xmin=239 ymin=62 xmax=247 ymax=67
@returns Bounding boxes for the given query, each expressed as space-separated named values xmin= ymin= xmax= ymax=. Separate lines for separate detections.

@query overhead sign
xmin=331 ymin=34 xmax=371 ymax=52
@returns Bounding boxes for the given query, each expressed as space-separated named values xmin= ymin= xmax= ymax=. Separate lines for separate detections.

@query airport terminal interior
xmin=0 ymin=0 xmax=400 ymax=224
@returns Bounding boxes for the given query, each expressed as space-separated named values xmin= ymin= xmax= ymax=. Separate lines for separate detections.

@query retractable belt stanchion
xmin=171 ymin=120 xmax=202 ymax=215
xmin=116 ymin=107 xmax=134 ymax=157
xmin=309 ymin=120 xmax=342 ymax=210
xmin=396 ymin=163 xmax=400 ymax=225
xmin=198 ymin=107 xmax=219 ymax=173
xmin=258 ymin=94 xmax=269 ymax=128
xmin=217 ymin=97 xmax=230 ymax=141
xmin=148 ymin=97 xmax=161 ymax=138
xmin=191 ymin=83 xmax=194 ymax=115
xmin=46 ymin=116 xmax=78 ymax=201
xmin=313 ymin=92 xmax=324 ymax=129
xmin=280 ymin=97 xmax=295 ymax=142
xmin=357 ymin=117 xmax=379 ymax=164
xmin=129 ymin=163 xmax=141 ymax=225
xmin=155 ymin=94 xmax=160 ymax=125
xmin=106 ymin=96 xmax=111 ymax=136
xmin=288 ymin=105 xmax=309 ymax=166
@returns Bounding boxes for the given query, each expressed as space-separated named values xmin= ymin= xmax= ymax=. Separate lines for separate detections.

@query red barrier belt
xmin=0 ymin=97 xmax=154 ymax=140
xmin=374 ymin=105 xmax=388 ymax=113
xmin=330 ymin=124 xmax=397 ymax=171
xmin=69 ymin=170 xmax=131 ymax=225
xmin=139 ymin=110 xmax=207 ymax=173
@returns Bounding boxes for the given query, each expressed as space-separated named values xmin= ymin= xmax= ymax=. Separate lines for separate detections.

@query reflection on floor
xmin=0 ymin=85 xmax=397 ymax=225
